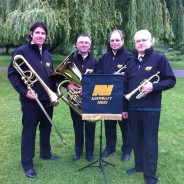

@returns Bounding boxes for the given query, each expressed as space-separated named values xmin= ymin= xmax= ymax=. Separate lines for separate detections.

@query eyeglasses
xmin=110 ymin=39 xmax=121 ymax=42
xmin=77 ymin=41 xmax=91 ymax=45
xmin=135 ymin=39 xmax=150 ymax=44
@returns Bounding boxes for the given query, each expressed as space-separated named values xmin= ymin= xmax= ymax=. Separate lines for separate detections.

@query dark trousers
xmin=129 ymin=111 xmax=160 ymax=183
xmin=21 ymin=100 xmax=53 ymax=171
xmin=104 ymin=119 xmax=132 ymax=156
xmin=70 ymin=108 xmax=96 ymax=156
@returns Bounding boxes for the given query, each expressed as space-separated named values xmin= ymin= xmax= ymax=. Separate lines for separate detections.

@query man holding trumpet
xmin=123 ymin=30 xmax=176 ymax=184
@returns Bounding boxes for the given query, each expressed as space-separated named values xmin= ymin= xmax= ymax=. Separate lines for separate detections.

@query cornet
xmin=124 ymin=71 xmax=160 ymax=100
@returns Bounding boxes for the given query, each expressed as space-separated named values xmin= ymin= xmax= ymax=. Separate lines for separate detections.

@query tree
xmin=166 ymin=0 xmax=184 ymax=48
xmin=1 ymin=0 xmax=121 ymax=50
xmin=0 ymin=0 xmax=183 ymax=52
xmin=116 ymin=0 xmax=174 ymax=48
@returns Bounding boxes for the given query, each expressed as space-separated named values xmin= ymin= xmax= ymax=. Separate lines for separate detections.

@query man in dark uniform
xmin=124 ymin=29 xmax=176 ymax=184
xmin=8 ymin=22 xmax=61 ymax=179
xmin=96 ymin=29 xmax=132 ymax=161
xmin=67 ymin=34 xmax=96 ymax=162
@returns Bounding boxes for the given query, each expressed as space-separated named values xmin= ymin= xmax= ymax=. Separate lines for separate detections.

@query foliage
xmin=166 ymin=0 xmax=184 ymax=48
xmin=0 ymin=0 xmax=121 ymax=47
xmin=116 ymin=0 xmax=175 ymax=48
xmin=0 ymin=70 xmax=184 ymax=184
xmin=1 ymin=0 xmax=184 ymax=49
xmin=154 ymin=46 xmax=184 ymax=65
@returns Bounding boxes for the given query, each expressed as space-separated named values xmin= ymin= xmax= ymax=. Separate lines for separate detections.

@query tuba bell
xmin=52 ymin=51 xmax=83 ymax=116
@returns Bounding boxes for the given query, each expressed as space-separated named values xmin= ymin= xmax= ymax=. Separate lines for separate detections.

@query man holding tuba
xmin=68 ymin=34 xmax=97 ymax=162
xmin=124 ymin=30 xmax=176 ymax=184
xmin=8 ymin=22 xmax=61 ymax=179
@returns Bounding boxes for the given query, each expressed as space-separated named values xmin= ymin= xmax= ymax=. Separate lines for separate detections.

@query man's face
xmin=31 ymin=27 xmax=46 ymax=47
xmin=134 ymin=33 xmax=153 ymax=54
xmin=76 ymin=36 xmax=91 ymax=54
xmin=110 ymin=32 xmax=124 ymax=52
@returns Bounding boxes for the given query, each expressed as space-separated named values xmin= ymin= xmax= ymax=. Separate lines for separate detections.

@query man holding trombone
xmin=123 ymin=29 xmax=176 ymax=184
xmin=8 ymin=22 xmax=61 ymax=179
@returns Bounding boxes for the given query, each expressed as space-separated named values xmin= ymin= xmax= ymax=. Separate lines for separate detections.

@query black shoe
xmin=144 ymin=176 xmax=158 ymax=184
xmin=121 ymin=154 xmax=130 ymax=162
xmin=25 ymin=169 xmax=36 ymax=179
xmin=126 ymin=167 xmax=142 ymax=175
xmin=101 ymin=149 xmax=115 ymax=158
xmin=86 ymin=155 xmax=94 ymax=162
xmin=41 ymin=155 xmax=61 ymax=161
xmin=72 ymin=155 xmax=81 ymax=162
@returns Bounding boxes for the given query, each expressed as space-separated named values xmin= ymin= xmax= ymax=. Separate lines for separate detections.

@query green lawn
xmin=1 ymin=54 xmax=184 ymax=69
xmin=0 ymin=69 xmax=184 ymax=184
xmin=0 ymin=55 xmax=66 ymax=68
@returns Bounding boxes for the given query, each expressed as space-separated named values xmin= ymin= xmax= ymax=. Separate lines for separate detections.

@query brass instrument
xmin=13 ymin=55 xmax=66 ymax=145
xmin=124 ymin=71 xmax=160 ymax=100
xmin=52 ymin=51 xmax=83 ymax=116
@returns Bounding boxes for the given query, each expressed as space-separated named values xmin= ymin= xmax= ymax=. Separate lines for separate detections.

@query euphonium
xmin=52 ymin=51 xmax=83 ymax=116
xmin=124 ymin=71 xmax=160 ymax=101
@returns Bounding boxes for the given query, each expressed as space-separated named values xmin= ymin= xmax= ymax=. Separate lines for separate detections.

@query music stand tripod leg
xmin=78 ymin=120 xmax=115 ymax=184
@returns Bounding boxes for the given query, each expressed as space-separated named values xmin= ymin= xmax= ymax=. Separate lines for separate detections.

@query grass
xmin=0 ymin=67 xmax=184 ymax=184
xmin=1 ymin=54 xmax=184 ymax=69
xmin=0 ymin=55 xmax=65 ymax=69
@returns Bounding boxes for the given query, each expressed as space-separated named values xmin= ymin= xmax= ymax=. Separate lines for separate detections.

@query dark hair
xmin=27 ymin=21 xmax=47 ymax=42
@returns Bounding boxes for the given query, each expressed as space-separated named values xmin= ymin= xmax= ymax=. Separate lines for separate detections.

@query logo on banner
xmin=91 ymin=85 xmax=114 ymax=104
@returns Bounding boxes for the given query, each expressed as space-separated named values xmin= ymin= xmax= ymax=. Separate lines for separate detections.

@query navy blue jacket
xmin=96 ymin=47 xmax=133 ymax=74
xmin=8 ymin=43 xmax=55 ymax=101
xmin=124 ymin=48 xmax=176 ymax=110
xmin=73 ymin=52 xmax=96 ymax=74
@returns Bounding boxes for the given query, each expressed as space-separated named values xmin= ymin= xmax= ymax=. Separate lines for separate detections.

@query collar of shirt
xmin=31 ymin=41 xmax=42 ymax=56
xmin=138 ymin=54 xmax=144 ymax=59
xmin=78 ymin=52 xmax=88 ymax=60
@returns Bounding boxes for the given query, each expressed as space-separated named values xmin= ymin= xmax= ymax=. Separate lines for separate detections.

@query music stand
xmin=78 ymin=120 xmax=114 ymax=184
xmin=79 ymin=74 xmax=124 ymax=184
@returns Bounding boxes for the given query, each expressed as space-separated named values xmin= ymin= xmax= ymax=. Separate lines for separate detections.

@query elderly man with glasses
xmin=124 ymin=29 xmax=176 ymax=184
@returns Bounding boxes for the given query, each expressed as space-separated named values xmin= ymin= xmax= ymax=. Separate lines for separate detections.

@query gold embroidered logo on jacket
xmin=145 ymin=66 xmax=152 ymax=71
xmin=46 ymin=62 xmax=51 ymax=67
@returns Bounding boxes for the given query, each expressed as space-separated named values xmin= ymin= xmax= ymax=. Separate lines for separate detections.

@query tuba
xmin=52 ymin=51 xmax=83 ymax=116
xmin=13 ymin=55 xmax=66 ymax=145
xmin=124 ymin=71 xmax=160 ymax=101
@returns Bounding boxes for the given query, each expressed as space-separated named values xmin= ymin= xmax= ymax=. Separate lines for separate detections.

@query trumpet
xmin=124 ymin=71 xmax=160 ymax=100
xmin=13 ymin=55 xmax=66 ymax=145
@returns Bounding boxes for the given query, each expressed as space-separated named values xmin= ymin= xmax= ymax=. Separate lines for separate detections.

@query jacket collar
xmin=110 ymin=46 xmax=125 ymax=56
xmin=133 ymin=47 xmax=153 ymax=58
xmin=28 ymin=42 xmax=47 ymax=51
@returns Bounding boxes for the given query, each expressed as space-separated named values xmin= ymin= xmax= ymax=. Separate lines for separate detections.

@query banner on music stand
xmin=82 ymin=74 xmax=123 ymax=121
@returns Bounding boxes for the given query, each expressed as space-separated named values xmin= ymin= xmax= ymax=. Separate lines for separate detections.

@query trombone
xmin=13 ymin=55 xmax=66 ymax=145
